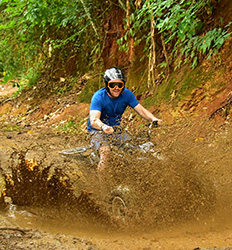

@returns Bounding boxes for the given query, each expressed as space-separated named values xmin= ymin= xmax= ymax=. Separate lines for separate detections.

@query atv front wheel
xmin=111 ymin=195 xmax=128 ymax=222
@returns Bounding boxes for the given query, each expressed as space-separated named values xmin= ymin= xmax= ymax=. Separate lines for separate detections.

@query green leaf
xmin=191 ymin=56 xmax=198 ymax=69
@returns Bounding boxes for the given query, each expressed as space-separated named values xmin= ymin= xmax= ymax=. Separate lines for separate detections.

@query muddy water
xmin=1 ymin=124 xmax=232 ymax=249
xmin=3 ymin=185 xmax=232 ymax=250
xmin=4 ymin=206 xmax=232 ymax=249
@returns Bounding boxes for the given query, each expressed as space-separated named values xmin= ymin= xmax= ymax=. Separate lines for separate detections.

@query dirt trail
xmin=0 ymin=120 xmax=232 ymax=249
xmin=0 ymin=83 xmax=232 ymax=249
xmin=0 ymin=83 xmax=18 ymax=97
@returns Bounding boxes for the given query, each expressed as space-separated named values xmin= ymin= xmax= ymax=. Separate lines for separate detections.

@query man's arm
xmin=134 ymin=103 xmax=162 ymax=125
xmin=90 ymin=110 xmax=104 ymax=130
xmin=90 ymin=110 xmax=114 ymax=134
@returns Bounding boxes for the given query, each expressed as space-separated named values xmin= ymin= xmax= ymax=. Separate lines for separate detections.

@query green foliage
xmin=2 ymin=124 xmax=20 ymax=131
xmin=55 ymin=119 xmax=84 ymax=133
xmin=0 ymin=0 xmax=106 ymax=85
xmin=78 ymin=75 xmax=102 ymax=103
xmin=0 ymin=0 xmax=231 ymax=95
xmin=175 ymin=26 xmax=231 ymax=70
xmin=119 ymin=0 xmax=231 ymax=73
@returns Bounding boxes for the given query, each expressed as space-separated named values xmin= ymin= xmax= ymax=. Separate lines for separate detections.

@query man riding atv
xmin=87 ymin=67 xmax=162 ymax=173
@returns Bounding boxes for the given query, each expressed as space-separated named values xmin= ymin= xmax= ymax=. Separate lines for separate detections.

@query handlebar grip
xmin=152 ymin=120 xmax=158 ymax=127
xmin=148 ymin=120 xmax=158 ymax=129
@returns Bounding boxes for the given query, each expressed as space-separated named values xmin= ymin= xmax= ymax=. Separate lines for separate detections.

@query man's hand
xmin=102 ymin=124 xmax=114 ymax=134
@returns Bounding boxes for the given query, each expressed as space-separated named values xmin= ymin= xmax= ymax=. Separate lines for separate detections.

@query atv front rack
xmin=59 ymin=145 xmax=99 ymax=163
xmin=59 ymin=145 xmax=93 ymax=156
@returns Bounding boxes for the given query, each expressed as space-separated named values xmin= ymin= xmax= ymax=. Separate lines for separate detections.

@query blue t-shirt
xmin=87 ymin=87 xmax=139 ymax=131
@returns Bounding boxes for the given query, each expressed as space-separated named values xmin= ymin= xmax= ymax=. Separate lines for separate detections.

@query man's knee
xmin=99 ymin=145 xmax=111 ymax=156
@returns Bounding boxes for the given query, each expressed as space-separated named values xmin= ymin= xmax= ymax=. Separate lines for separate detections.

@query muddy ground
xmin=0 ymin=122 xmax=232 ymax=249
xmin=0 ymin=85 xmax=232 ymax=249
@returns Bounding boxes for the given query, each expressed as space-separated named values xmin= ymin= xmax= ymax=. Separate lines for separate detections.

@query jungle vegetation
xmin=0 ymin=0 xmax=231 ymax=92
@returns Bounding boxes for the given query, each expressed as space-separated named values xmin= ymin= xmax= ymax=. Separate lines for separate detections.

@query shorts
xmin=89 ymin=129 xmax=131 ymax=151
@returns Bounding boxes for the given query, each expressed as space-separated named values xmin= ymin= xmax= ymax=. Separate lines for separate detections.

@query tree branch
xmin=79 ymin=0 xmax=99 ymax=38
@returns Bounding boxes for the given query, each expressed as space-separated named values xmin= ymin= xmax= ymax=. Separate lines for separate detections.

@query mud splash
xmin=0 ymin=122 xmax=232 ymax=249
xmin=0 ymin=133 xmax=217 ymax=230
xmin=1 ymin=149 xmax=113 ymax=227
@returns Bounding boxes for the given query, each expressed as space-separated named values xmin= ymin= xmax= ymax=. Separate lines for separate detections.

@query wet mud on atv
xmin=58 ymin=127 xmax=215 ymax=227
